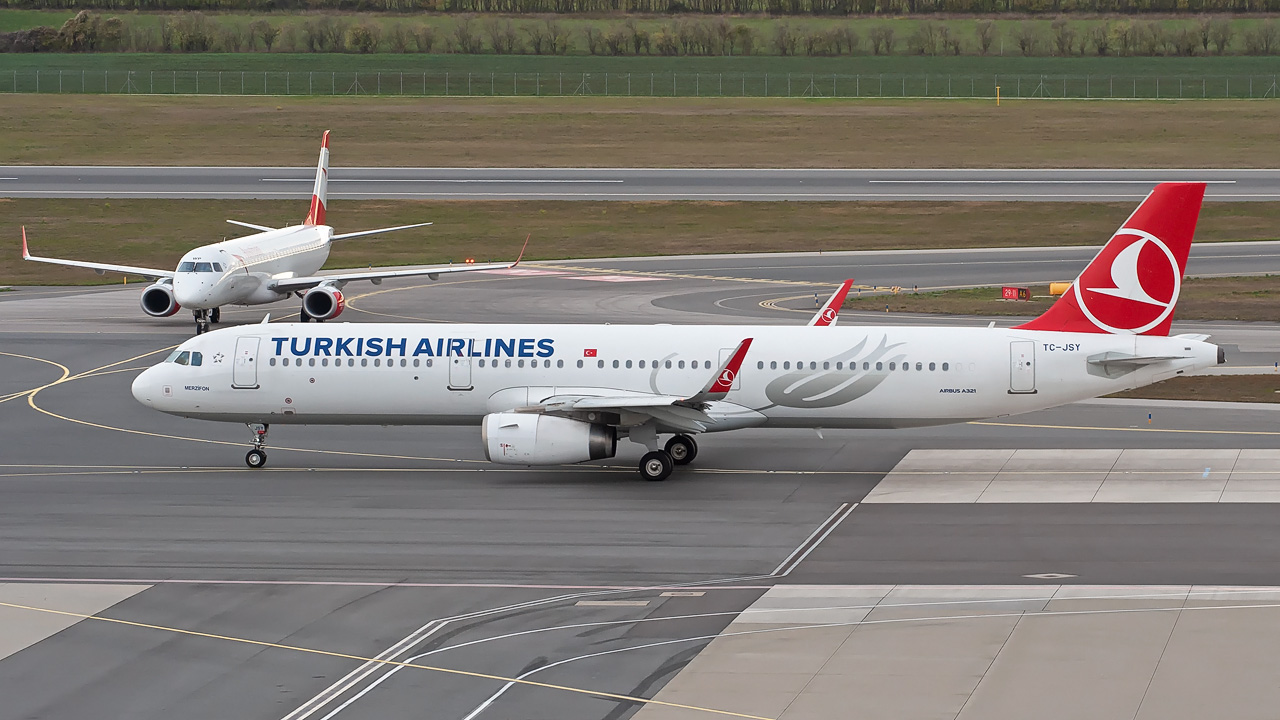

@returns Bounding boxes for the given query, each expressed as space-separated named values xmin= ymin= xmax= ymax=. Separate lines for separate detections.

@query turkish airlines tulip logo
xmin=718 ymin=369 xmax=736 ymax=386
xmin=820 ymin=307 xmax=838 ymax=323
xmin=1074 ymin=228 xmax=1180 ymax=334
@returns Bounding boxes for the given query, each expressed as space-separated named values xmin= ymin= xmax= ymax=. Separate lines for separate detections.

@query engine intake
xmin=303 ymin=286 xmax=345 ymax=321
xmin=140 ymin=283 xmax=181 ymax=317
xmin=482 ymin=413 xmax=616 ymax=466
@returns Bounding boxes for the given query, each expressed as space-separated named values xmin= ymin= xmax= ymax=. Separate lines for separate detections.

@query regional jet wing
xmin=270 ymin=235 xmax=529 ymax=293
xmin=21 ymin=227 xmax=173 ymax=280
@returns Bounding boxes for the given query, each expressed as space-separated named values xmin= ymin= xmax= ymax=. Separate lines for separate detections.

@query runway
xmin=3 ymin=167 xmax=1280 ymax=201
xmin=3 ymin=252 xmax=1280 ymax=720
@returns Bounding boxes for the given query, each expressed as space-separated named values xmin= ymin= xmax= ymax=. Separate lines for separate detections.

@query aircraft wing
xmin=270 ymin=234 xmax=530 ymax=293
xmin=521 ymin=338 xmax=755 ymax=434
xmin=270 ymin=261 xmax=515 ymax=293
xmin=22 ymin=227 xmax=173 ymax=280
xmin=536 ymin=394 xmax=717 ymax=434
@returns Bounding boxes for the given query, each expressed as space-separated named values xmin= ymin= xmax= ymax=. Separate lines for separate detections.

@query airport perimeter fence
xmin=3 ymin=70 xmax=1279 ymax=99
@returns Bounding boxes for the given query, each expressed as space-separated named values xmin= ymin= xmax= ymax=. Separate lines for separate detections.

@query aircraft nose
xmin=172 ymin=276 xmax=206 ymax=307
xmin=131 ymin=366 xmax=160 ymax=407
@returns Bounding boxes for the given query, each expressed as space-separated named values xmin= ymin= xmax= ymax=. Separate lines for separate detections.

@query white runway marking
xmin=258 ymin=178 xmax=626 ymax=184
xmin=569 ymin=274 xmax=664 ymax=282
xmin=771 ymin=503 xmax=858 ymax=576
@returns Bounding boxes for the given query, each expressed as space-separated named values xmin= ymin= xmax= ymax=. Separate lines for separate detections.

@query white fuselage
xmin=172 ymin=226 xmax=332 ymax=310
xmin=132 ymin=322 xmax=1219 ymax=430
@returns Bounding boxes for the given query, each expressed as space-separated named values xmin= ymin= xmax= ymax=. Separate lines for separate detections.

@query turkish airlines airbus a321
xmin=22 ymin=131 xmax=522 ymax=334
xmin=132 ymin=183 xmax=1221 ymax=481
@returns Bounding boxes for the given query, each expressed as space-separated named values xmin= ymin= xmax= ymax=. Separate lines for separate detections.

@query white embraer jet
xmin=22 ymin=131 xmax=523 ymax=334
xmin=132 ymin=183 xmax=1222 ymax=481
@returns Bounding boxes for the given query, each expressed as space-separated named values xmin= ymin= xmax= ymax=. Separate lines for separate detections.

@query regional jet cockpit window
xmin=178 ymin=262 xmax=196 ymax=272
xmin=211 ymin=263 xmax=223 ymax=272
xmin=194 ymin=262 xmax=214 ymax=272
xmin=165 ymin=350 xmax=203 ymax=366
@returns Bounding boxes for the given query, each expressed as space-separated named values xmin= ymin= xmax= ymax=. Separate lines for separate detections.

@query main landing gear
xmin=244 ymin=423 xmax=269 ymax=469
xmin=637 ymin=434 xmax=699 ymax=482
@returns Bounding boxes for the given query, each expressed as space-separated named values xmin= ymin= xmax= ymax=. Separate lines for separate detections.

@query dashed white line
xmin=258 ymin=178 xmax=626 ymax=184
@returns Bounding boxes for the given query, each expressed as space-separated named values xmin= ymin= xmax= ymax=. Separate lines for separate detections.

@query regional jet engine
xmin=302 ymin=286 xmax=345 ymax=321
xmin=139 ymin=283 xmax=181 ymax=318
xmin=482 ymin=413 xmax=617 ymax=465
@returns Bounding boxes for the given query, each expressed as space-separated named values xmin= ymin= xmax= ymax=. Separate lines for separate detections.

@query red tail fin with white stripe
xmin=304 ymin=130 xmax=330 ymax=226
xmin=1015 ymin=182 xmax=1205 ymax=337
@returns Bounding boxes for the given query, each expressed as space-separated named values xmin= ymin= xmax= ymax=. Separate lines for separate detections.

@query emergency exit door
xmin=1009 ymin=340 xmax=1036 ymax=394
xmin=448 ymin=344 xmax=473 ymax=391
xmin=232 ymin=337 xmax=260 ymax=389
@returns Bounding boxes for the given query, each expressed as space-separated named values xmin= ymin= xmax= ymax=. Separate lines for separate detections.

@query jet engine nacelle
xmin=139 ymin=283 xmax=181 ymax=318
xmin=482 ymin=412 xmax=617 ymax=466
xmin=302 ymin=286 xmax=344 ymax=321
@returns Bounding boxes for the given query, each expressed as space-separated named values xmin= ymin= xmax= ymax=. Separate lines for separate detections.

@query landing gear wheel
xmin=245 ymin=449 xmax=267 ymax=469
xmin=193 ymin=309 xmax=210 ymax=335
xmin=665 ymin=435 xmax=698 ymax=465
xmin=639 ymin=450 xmax=674 ymax=482
xmin=210 ymin=307 xmax=221 ymax=324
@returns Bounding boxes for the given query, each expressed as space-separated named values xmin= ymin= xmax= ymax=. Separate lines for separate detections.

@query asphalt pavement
xmin=3 ymin=253 xmax=1280 ymax=720
xmin=3 ymin=167 xmax=1279 ymax=201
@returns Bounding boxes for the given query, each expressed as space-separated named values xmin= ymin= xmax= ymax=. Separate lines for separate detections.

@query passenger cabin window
xmin=177 ymin=262 xmax=196 ymax=272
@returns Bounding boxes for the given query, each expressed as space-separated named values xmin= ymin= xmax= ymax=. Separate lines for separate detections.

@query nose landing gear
xmin=193 ymin=309 xmax=211 ymax=335
xmin=244 ymin=423 xmax=269 ymax=469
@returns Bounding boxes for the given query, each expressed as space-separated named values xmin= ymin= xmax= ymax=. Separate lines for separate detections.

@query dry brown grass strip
xmin=5 ymin=198 xmax=1279 ymax=285
xmin=3 ymin=96 xmax=1280 ymax=167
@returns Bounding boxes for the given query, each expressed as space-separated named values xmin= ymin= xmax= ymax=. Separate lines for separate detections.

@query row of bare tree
xmin=2 ymin=11 xmax=1276 ymax=55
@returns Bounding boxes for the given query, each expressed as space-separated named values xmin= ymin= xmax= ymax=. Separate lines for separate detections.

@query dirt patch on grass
xmin=2 ymin=96 xmax=1279 ymax=167
xmin=1109 ymin=375 xmax=1280 ymax=403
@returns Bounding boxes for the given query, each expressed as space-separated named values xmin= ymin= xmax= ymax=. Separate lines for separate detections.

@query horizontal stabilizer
xmin=1088 ymin=352 xmax=1191 ymax=367
xmin=330 ymin=222 xmax=433 ymax=242
xmin=227 ymin=220 xmax=276 ymax=232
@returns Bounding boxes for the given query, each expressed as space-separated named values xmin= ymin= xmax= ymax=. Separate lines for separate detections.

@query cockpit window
xmin=173 ymin=351 xmax=191 ymax=366
xmin=211 ymin=263 xmax=223 ymax=272
xmin=190 ymin=352 xmax=203 ymax=366
xmin=178 ymin=262 xmax=195 ymax=272
xmin=165 ymin=350 xmax=183 ymax=363
xmin=194 ymin=262 xmax=213 ymax=272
